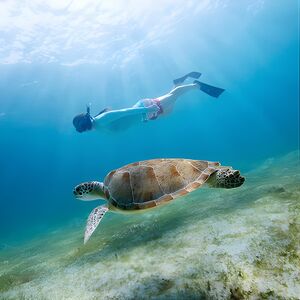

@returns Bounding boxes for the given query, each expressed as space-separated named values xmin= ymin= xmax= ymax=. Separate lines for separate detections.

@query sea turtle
xmin=73 ymin=159 xmax=245 ymax=243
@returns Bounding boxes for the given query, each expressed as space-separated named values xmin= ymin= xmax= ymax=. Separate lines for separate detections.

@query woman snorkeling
xmin=73 ymin=72 xmax=225 ymax=133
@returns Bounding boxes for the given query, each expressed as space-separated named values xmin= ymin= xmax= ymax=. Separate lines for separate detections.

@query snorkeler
xmin=73 ymin=72 xmax=225 ymax=133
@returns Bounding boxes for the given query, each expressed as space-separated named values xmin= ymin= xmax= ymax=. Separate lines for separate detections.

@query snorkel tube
xmin=86 ymin=103 xmax=91 ymax=116
xmin=72 ymin=103 xmax=93 ymax=133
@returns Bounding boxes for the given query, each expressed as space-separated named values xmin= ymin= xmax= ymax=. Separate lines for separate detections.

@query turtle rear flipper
xmin=84 ymin=205 xmax=108 ymax=244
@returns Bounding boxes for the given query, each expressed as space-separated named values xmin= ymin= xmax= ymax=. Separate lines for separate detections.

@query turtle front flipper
xmin=84 ymin=205 xmax=108 ymax=244
xmin=207 ymin=168 xmax=245 ymax=189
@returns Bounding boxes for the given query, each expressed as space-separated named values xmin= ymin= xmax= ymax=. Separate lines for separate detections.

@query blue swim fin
xmin=173 ymin=71 xmax=202 ymax=85
xmin=193 ymin=80 xmax=225 ymax=98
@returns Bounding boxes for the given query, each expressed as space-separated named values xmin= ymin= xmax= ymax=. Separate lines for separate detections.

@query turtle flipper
xmin=84 ymin=205 xmax=108 ymax=244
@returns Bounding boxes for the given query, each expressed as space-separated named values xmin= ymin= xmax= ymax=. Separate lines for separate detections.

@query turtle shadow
xmin=65 ymin=188 xmax=251 ymax=265
xmin=65 ymin=204 xmax=191 ymax=265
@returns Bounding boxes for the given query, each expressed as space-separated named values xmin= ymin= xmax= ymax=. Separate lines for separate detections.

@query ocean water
xmin=0 ymin=1 xmax=299 ymax=299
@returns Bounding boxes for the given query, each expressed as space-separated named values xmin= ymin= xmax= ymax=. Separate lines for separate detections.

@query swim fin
xmin=193 ymin=80 xmax=225 ymax=98
xmin=173 ymin=71 xmax=202 ymax=86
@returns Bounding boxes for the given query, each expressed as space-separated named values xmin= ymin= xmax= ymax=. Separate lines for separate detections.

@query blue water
xmin=0 ymin=1 xmax=299 ymax=298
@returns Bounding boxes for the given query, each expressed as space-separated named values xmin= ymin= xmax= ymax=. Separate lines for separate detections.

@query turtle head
xmin=207 ymin=168 xmax=245 ymax=189
xmin=73 ymin=181 xmax=106 ymax=201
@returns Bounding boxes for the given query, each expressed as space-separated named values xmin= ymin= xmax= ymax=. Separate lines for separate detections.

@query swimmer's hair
xmin=73 ymin=113 xmax=93 ymax=133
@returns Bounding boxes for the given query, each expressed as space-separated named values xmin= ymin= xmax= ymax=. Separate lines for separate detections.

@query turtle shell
xmin=103 ymin=159 xmax=220 ymax=210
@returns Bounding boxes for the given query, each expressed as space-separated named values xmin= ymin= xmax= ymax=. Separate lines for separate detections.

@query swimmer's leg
xmin=173 ymin=72 xmax=202 ymax=86
xmin=158 ymin=83 xmax=199 ymax=112
xmin=168 ymin=83 xmax=199 ymax=97
xmin=193 ymin=80 xmax=225 ymax=98
xmin=159 ymin=81 xmax=224 ymax=112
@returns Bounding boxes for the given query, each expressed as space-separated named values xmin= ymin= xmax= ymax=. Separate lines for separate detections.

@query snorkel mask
xmin=73 ymin=103 xmax=93 ymax=133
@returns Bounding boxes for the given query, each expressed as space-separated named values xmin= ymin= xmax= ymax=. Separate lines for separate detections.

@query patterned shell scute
xmin=104 ymin=159 xmax=220 ymax=210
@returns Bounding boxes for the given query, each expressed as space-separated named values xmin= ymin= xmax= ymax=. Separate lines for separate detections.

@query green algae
xmin=0 ymin=271 xmax=36 ymax=293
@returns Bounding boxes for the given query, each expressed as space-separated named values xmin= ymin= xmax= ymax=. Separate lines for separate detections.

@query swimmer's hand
xmin=146 ymin=104 xmax=160 ymax=114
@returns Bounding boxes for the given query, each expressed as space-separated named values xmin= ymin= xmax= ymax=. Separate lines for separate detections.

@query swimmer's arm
xmin=94 ymin=106 xmax=158 ymax=125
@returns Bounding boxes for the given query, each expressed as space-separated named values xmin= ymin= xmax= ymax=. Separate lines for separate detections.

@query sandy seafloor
xmin=0 ymin=151 xmax=299 ymax=300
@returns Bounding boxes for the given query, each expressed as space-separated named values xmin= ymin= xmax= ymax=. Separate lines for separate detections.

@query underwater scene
xmin=0 ymin=1 xmax=299 ymax=299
